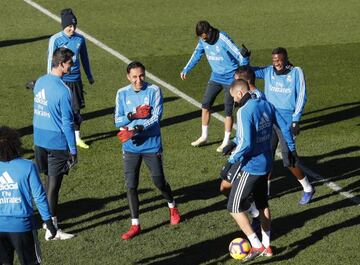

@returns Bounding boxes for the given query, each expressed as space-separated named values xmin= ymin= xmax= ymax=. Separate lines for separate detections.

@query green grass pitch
xmin=1 ymin=0 xmax=360 ymax=264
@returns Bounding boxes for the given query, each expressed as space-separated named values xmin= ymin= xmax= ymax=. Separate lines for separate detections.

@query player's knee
xmin=201 ymin=102 xmax=211 ymax=110
xmin=152 ymin=176 xmax=167 ymax=190
xmin=224 ymin=104 xmax=233 ymax=116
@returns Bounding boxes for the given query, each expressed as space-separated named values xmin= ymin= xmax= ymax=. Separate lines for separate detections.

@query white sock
xmin=201 ymin=125 xmax=208 ymax=139
xmin=267 ymin=180 xmax=271 ymax=196
xmin=168 ymin=201 xmax=176 ymax=208
xmin=248 ymin=233 xmax=262 ymax=248
xmin=261 ymin=230 xmax=271 ymax=248
xmin=246 ymin=202 xmax=259 ymax=218
xmin=75 ymin=130 xmax=80 ymax=140
xmin=298 ymin=176 xmax=313 ymax=192
xmin=222 ymin=131 xmax=231 ymax=145
xmin=131 ymin=218 xmax=140 ymax=225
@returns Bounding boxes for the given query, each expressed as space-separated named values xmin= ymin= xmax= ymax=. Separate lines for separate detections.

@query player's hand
xmin=240 ymin=44 xmax=251 ymax=58
xmin=180 ymin=72 xmax=187 ymax=80
xmin=67 ymin=154 xmax=78 ymax=170
xmin=290 ymin=122 xmax=300 ymax=136
xmin=88 ymin=77 xmax=95 ymax=85
xmin=288 ymin=150 xmax=299 ymax=168
xmin=117 ymin=127 xmax=135 ymax=143
xmin=222 ymin=142 xmax=237 ymax=156
xmin=44 ymin=219 xmax=57 ymax=239
xmin=219 ymin=161 xmax=233 ymax=180
xmin=128 ymin=105 xmax=151 ymax=120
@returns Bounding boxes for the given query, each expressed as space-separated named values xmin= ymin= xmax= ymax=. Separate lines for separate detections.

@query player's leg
xmin=191 ymin=81 xmax=222 ymax=147
xmin=267 ymin=127 xmax=279 ymax=197
xmin=8 ymin=231 xmax=41 ymax=265
xmin=253 ymin=175 xmax=272 ymax=257
xmin=216 ymin=84 xmax=233 ymax=152
xmin=227 ymin=172 xmax=266 ymax=263
xmin=143 ymin=153 xmax=180 ymax=225
xmin=275 ymin=125 xmax=314 ymax=204
xmin=0 ymin=232 xmax=15 ymax=265
xmin=45 ymin=150 xmax=74 ymax=240
xmin=122 ymin=152 xmax=142 ymax=240
xmin=66 ymin=81 xmax=89 ymax=149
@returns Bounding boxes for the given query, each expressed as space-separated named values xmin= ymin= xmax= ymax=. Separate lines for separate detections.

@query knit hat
xmin=61 ymin=8 xmax=77 ymax=29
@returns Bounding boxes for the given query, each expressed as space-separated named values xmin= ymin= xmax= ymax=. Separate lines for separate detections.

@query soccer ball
xmin=229 ymin=237 xmax=251 ymax=260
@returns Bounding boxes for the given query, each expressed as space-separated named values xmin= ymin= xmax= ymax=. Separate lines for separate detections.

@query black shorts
xmin=123 ymin=152 xmax=165 ymax=189
xmin=221 ymin=161 xmax=242 ymax=183
xmin=202 ymin=80 xmax=233 ymax=116
xmin=227 ymin=171 xmax=268 ymax=213
xmin=0 ymin=230 xmax=41 ymax=265
xmin=65 ymin=80 xmax=85 ymax=112
xmin=34 ymin=146 xmax=70 ymax=177
xmin=271 ymin=125 xmax=299 ymax=168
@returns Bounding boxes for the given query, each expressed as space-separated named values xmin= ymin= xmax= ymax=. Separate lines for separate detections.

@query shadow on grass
xmin=0 ymin=35 xmax=51 ymax=47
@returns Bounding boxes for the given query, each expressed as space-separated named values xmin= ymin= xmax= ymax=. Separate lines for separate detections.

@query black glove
xmin=67 ymin=154 xmax=78 ymax=170
xmin=25 ymin=80 xmax=36 ymax=90
xmin=291 ymin=122 xmax=300 ymax=136
xmin=288 ymin=150 xmax=299 ymax=168
xmin=44 ymin=219 xmax=57 ymax=239
xmin=240 ymin=44 xmax=251 ymax=58
xmin=220 ymin=162 xmax=233 ymax=180
xmin=222 ymin=141 xmax=237 ymax=156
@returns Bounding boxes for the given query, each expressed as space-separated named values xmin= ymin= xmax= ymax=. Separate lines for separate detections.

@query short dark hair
xmin=235 ymin=66 xmax=255 ymax=85
xmin=272 ymin=47 xmax=288 ymax=60
xmin=52 ymin=47 xmax=74 ymax=68
xmin=0 ymin=126 xmax=22 ymax=162
xmin=126 ymin=61 xmax=145 ymax=74
xmin=195 ymin=21 xmax=212 ymax=36
xmin=230 ymin=79 xmax=250 ymax=92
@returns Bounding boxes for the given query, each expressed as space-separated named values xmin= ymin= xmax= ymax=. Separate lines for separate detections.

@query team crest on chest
xmin=287 ymin=75 xmax=292 ymax=82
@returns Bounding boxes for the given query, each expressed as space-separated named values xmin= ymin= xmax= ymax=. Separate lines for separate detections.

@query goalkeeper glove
xmin=127 ymin=105 xmax=151 ymax=120
xmin=117 ymin=125 xmax=144 ymax=143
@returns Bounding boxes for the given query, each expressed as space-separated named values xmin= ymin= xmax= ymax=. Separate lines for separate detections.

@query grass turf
xmin=1 ymin=0 xmax=359 ymax=264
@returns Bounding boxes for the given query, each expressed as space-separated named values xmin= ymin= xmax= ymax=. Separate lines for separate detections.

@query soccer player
xmin=34 ymin=47 xmax=77 ymax=240
xmin=180 ymin=21 xmax=250 ymax=152
xmin=47 ymin=8 xmax=94 ymax=149
xmin=221 ymin=80 xmax=298 ymax=262
xmin=115 ymin=61 xmax=181 ymax=240
xmin=253 ymin=47 xmax=315 ymax=204
xmin=0 ymin=126 xmax=57 ymax=265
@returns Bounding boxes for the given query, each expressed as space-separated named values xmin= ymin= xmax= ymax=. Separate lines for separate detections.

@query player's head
xmin=272 ymin=47 xmax=290 ymax=74
xmin=52 ymin=47 xmax=74 ymax=75
xmin=230 ymin=79 xmax=250 ymax=103
xmin=235 ymin=66 xmax=255 ymax=85
xmin=0 ymin=126 xmax=22 ymax=162
xmin=61 ymin=8 xmax=77 ymax=36
xmin=195 ymin=21 xmax=217 ymax=43
xmin=127 ymin=61 xmax=146 ymax=91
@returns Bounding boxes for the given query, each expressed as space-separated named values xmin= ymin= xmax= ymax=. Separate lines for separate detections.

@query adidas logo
xmin=258 ymin=113 xmax=272 ymax=131
xmin=0 ymin=171 xmax=18 ymax=191
xmin=34 ymin=88 xmax=48 ymax=106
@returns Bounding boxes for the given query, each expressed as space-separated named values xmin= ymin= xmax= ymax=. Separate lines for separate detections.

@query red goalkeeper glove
xmin=117 ymin=125 xmax=144 ymax=143
xmin=128 ymin=105 xmax=151 ymax=120
xmin=117 ymin=127 xmax=135 ymax=143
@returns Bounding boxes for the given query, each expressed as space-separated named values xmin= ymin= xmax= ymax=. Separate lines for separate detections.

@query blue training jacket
xmin=47 ymin=31 xmax=93 ymax=82
xmin=229 ymin=98 xmax=295 ymax=175
xmin=114 ymin=82 xmax=163 ymax=153
xmin=0 ymin=159 xmax=52 ymax=232
xmin=253 ymin=66 xmax=307 ymax=123
xmin=33 ymin=73 xmax=77 ymax=155
xmin=182 ymin=31 xmax=249 ymax=85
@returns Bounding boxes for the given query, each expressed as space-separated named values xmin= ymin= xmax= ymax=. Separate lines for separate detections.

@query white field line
xmin=24 ymin=0 xmax=359 ymax=206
